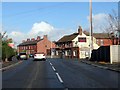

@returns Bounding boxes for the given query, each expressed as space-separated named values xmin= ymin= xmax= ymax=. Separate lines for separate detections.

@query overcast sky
xmin=1 ymin=1 xmax=118 ymax=45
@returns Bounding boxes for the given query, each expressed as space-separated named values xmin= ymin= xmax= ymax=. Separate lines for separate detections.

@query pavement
xmin=80 ymin=59 xmax=120 ymax=73
xmin=0 ymin=56 xmax=22 ymax=71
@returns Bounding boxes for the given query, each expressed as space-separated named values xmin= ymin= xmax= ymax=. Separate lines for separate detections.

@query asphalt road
xmin=2 ymin=58 xmax=120 ymax=89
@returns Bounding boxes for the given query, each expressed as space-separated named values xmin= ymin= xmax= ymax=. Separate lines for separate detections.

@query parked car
xmin=17 ymin=52 xmax=27 ymax=60
xmin=34 ymin=52 xmax=46 ymax=61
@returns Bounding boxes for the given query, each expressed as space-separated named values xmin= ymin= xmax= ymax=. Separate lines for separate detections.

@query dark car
xmin=17 ymin=52 xmax=27 ymax=60
xmin=29 ymin=54 xmax=34 ymax=58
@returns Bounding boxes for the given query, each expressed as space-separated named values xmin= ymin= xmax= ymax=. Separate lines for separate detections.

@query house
xmin=93 ymin=33 xmax=113 ymax=46
xmin=55 ymin=26 xmax=99 ymax=59
xmin=17 ymin=35 xmax=56 ymax=55
xmin=84 ymin=31 xmax=118 ymax=46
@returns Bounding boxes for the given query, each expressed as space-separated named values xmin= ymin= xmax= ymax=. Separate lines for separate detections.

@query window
xmin=100 ymin=39 xmax=104 ymax=45
xmin=96 ymin=40 xmax=99 ymax=44
xmin=56 ymin=51 xmax=58 ymax=55
xmin=78 ymin=37 xmax=86 ymax=42
xmin=73 ymin=50 xmax=77 ymax=56
xmin=23 ymin=46 xmax=25 ymax=50
xmin=65 ymin=51 xmax=68 ymax=56
xmin=45 ymin=45 xmax=47 ymax=47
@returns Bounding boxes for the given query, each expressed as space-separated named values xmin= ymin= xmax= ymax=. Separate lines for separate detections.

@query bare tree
xmin=103 ymin=10 xmax=119 ymax=45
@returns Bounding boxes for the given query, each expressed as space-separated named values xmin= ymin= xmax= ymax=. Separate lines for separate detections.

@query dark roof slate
xmin=57 ymin=33 xmax=79 ymax=43
xmin=83 ymin=31 xmax=110 ymax=39
xmin=93 ymin=33 xmax=110 ymax=39
xmin=18 ymin=40 xmax=42 ymax=46
xmin=57 ymin=32 xmax=111 ymax=43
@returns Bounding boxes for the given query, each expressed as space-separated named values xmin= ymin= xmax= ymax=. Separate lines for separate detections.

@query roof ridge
xmin=18 ymin=39 xmax=42 ymax=46
xmin=57 ymin=32 xmax=78 ymax=42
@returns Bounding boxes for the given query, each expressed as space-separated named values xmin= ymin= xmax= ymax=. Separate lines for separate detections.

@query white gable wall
xmin=72 ymin=33 xmax=99 ymax=59
xmin=72 ymin=33 xmax=99 ymax=49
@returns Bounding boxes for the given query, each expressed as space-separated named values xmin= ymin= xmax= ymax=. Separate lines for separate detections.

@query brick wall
xmin=18 ymin=45 xmax=37 ymax=54
xmin=96 ymin=38 xmax=112 ymax=46
xmin=37 ymin=36 xmax=56 ymax=55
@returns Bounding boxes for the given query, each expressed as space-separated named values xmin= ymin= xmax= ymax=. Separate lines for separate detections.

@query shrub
xmin=2 ymin=41 xmax=15 ymax=61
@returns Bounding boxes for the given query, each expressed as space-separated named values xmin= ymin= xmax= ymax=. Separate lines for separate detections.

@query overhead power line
xmin=3 ymin=3 xmax=66 ymax=17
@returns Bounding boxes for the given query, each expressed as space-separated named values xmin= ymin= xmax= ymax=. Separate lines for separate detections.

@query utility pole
xmin=118 ymin=3 xmax=120 ymax=44
xmin=89 ymin=0 xmax=93 ymax=58
xmin=51 ymin=41 xmax=52 ymax=58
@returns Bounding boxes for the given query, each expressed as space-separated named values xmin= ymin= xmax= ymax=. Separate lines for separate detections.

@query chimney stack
xmin=31 ymin=38 xmax=35 ymax=41
xmin=43 ymin=35 xmax=47 ymax=39
xmin=78 ymin=26 xmax=82 ymax=35
xmin=37 ymin=36 xmax=41 ymax=41
xmin=27 ymin=38 xmax=30 ymax=41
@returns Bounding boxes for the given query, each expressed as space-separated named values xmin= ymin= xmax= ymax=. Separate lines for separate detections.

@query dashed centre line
xmin=49 ymin=61 xmax=64 ymax=84
xmin=56 ymin=73 xmax=64 ymax=83
xmin=52 ymin=66 xmax=56 ymax=71
xmin=50 ymin=62 xmax=53 ymax=66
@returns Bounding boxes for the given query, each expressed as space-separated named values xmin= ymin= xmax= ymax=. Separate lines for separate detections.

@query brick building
xmin=55 ymin=26 xmax=117 ymax=59
xmin=17 ymin=35 xmax=55 ymax=55
xmin=55 ymin=26 xmax=99 ymax=59
xmin=93 ymin=33 xmax=112 ymax=46
xmin=84 ymin=31 xmax=115 ymax=46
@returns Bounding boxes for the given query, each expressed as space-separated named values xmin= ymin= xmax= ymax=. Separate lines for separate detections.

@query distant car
xmin=34 ymin=52 xmax=46 ymax=61
xmin=29 ymin=54 xmax=34 ymax=58
xmin=17 ymin=52 xmax=27 ymax=60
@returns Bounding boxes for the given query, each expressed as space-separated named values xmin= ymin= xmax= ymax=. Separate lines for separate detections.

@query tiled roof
xmin=57 ymin=32 xmax=111 ymax=43
xmin=83 ymin=31 xmax=110 ymax=39
xmin=57 ymin=33 xmax=79 ymax=43
xmin=93 ymin=33 xmax=110 ymax=39
xmin=18 ymin=40 xmax=42 ymax=46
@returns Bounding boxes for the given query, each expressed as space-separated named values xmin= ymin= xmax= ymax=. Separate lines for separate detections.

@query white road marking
xmin=50 ymin=62 xmax=53 ymax=66
xmin=56 ymin=73 xmax=63 ymax=83
xmin=52 ymin=66 xmax=56 ymax=71
xmin=49 ymin=61 xmax=64 ymax=83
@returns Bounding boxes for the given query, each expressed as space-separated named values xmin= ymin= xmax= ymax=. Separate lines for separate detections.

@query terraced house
xmin=17 ymin=35 xmax=55 ymax=55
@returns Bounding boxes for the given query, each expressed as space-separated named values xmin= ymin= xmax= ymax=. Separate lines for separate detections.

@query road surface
xmin=2 ymin=58 xmax=120 ymax=89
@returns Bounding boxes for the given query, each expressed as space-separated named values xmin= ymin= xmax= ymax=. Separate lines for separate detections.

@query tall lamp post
xmin=89 ymin=0 xmax=93 ymax=58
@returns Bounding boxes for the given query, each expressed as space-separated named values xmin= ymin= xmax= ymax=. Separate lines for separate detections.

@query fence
xmin=90 ymin=46 xmax=110 ymax=62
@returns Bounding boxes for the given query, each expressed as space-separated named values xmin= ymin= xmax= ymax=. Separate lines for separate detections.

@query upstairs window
xmin=100 ymin=39 xmax=104 ymax=46
xmin=78 ymin=37 xmax=86 ymax=42
xmin=96 ymin=39 xmax=99 ymax=44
